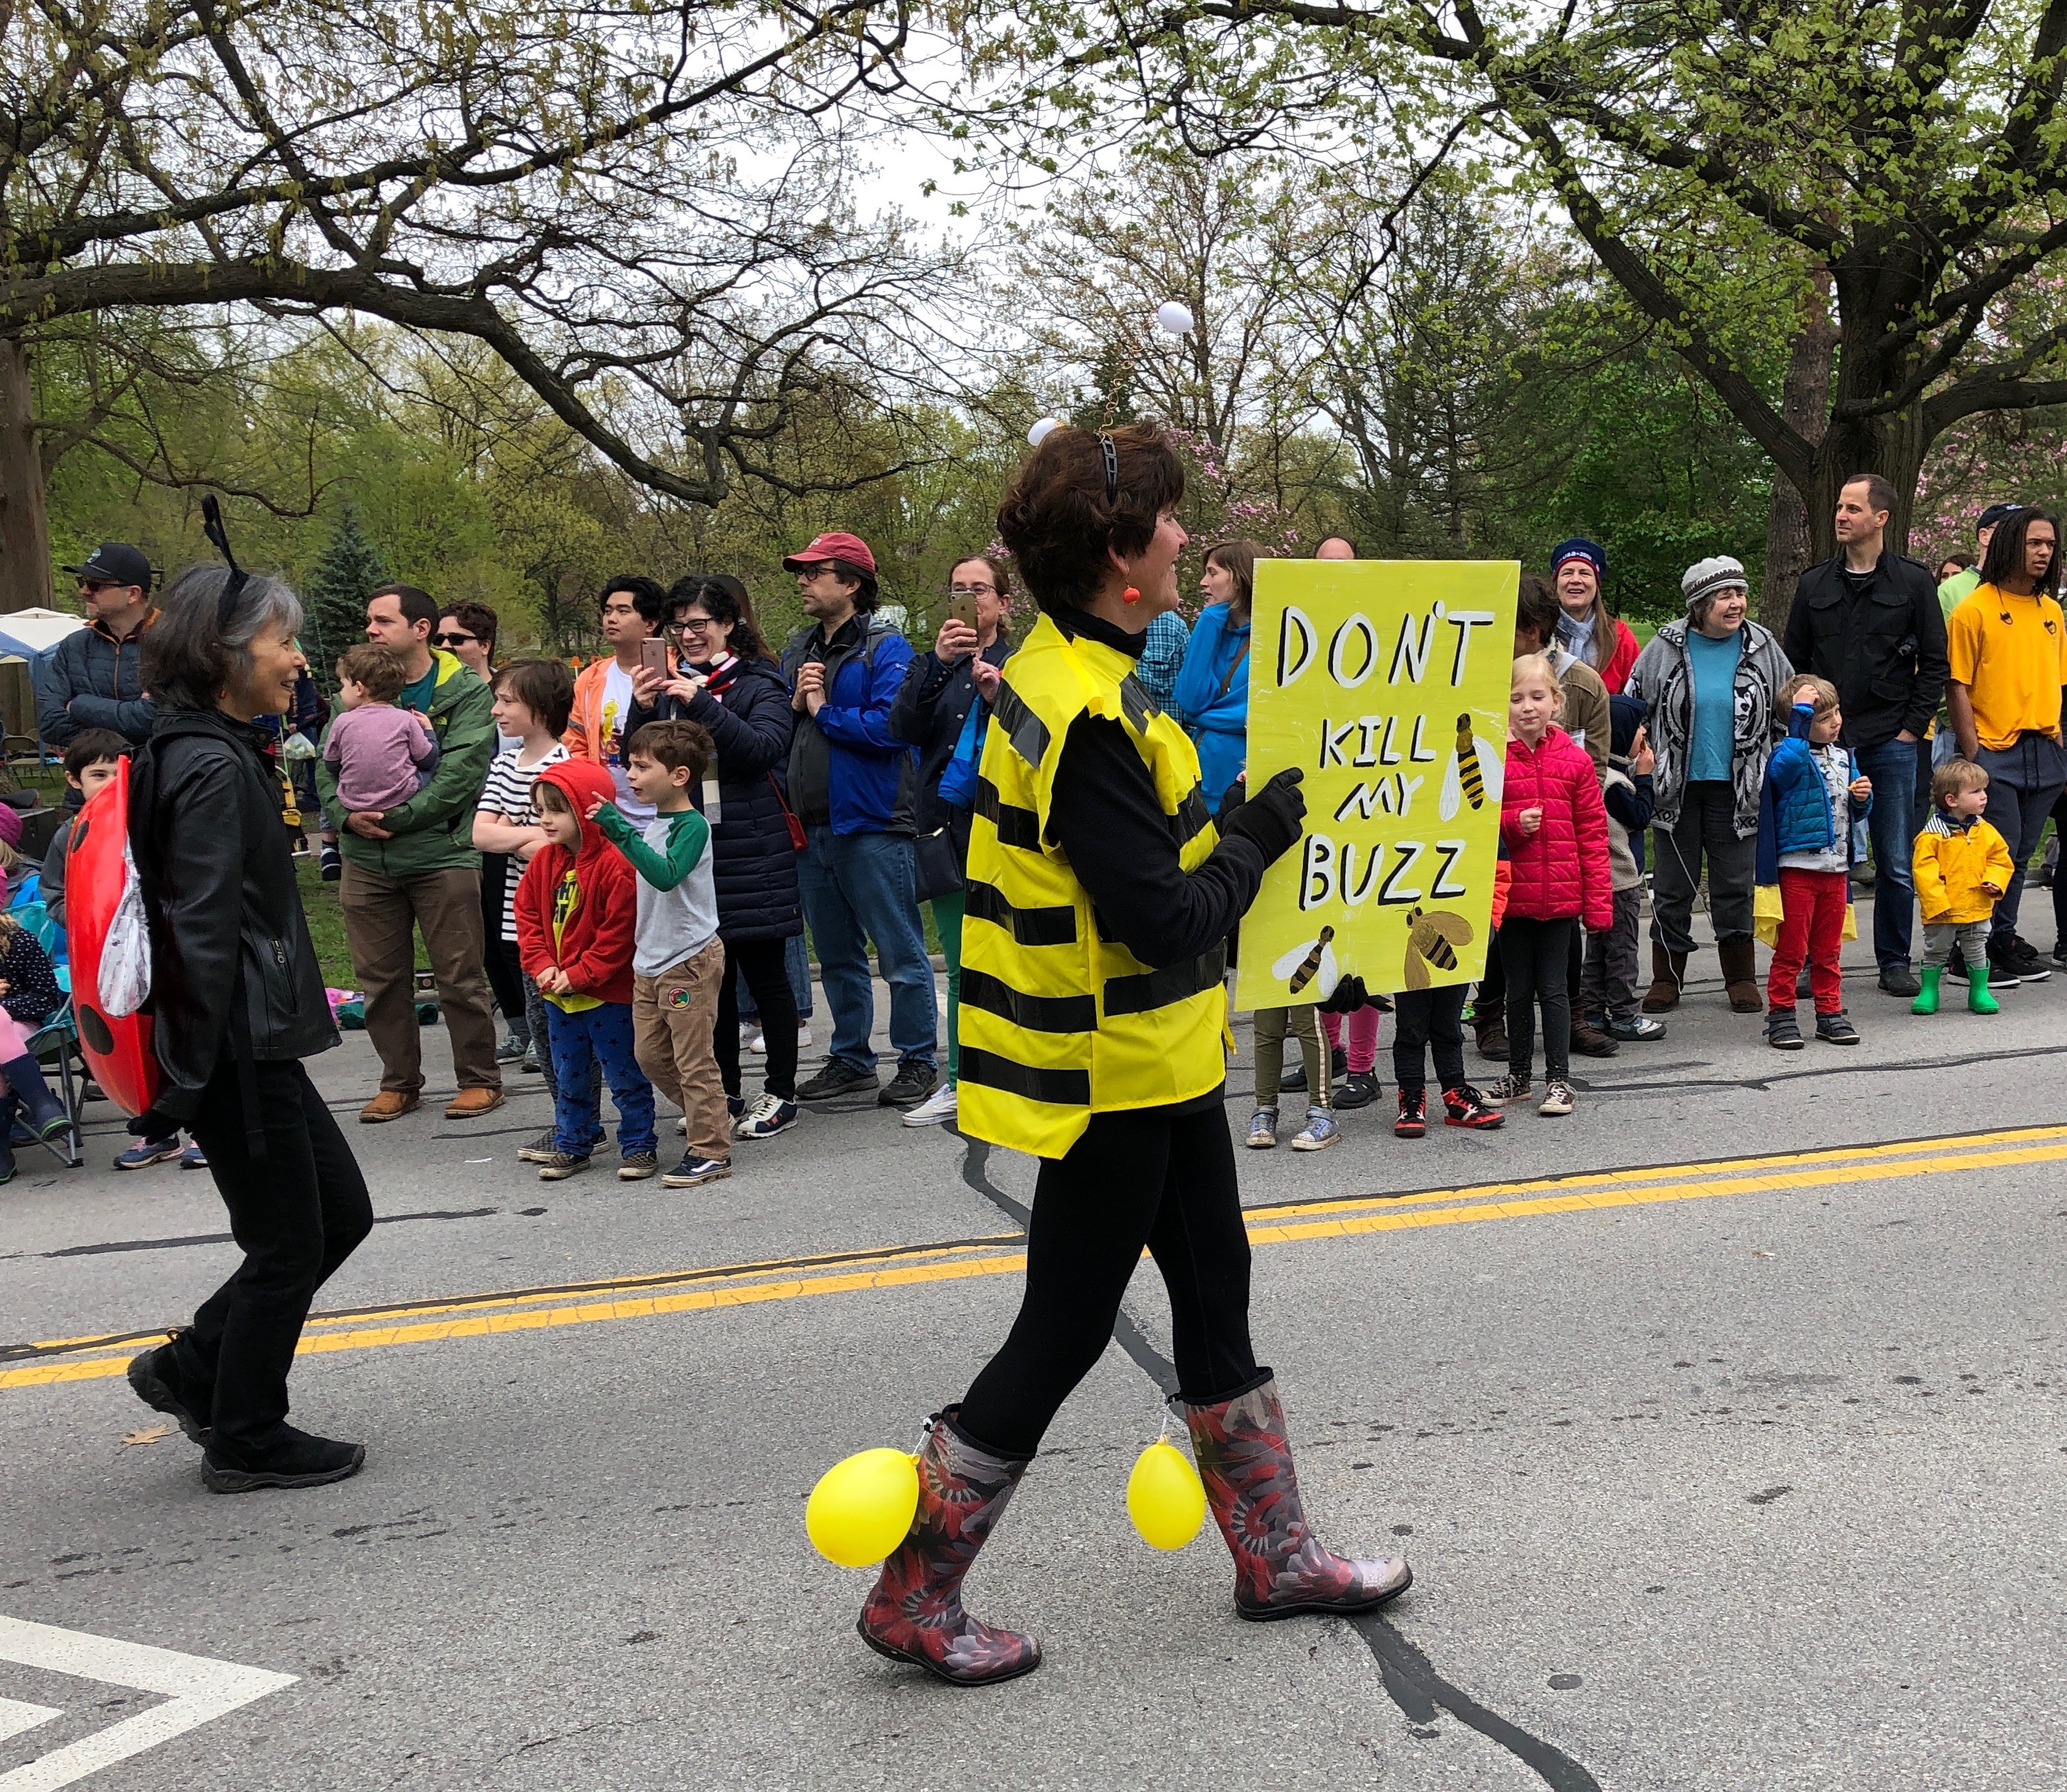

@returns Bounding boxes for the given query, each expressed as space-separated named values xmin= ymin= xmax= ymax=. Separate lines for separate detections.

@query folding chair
xmin=14 ymin=900 xmax=84 ymax=1169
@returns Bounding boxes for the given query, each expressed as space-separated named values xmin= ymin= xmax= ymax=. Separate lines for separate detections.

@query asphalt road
xmin=3 ymin=911 xmax=2064 ymax=1791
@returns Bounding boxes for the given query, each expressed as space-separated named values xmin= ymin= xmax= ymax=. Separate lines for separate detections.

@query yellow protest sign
xmin=1232 ymin=560 xmax=1519 ymax=1009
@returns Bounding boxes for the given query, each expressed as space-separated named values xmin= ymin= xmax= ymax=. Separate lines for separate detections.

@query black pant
xmin=483 ymin=937 xmax=528 ymax=1042
xmin=1502 ymin=915 xmax=1575 ymax=1081
xmin=1476 ymin=924 xmax=1505 ymax=1024
xmin=715 ymin=935 xmax=800 ymax=1102
xmin=173 ymin=1057 xmax=373 ymax=1454
xmin=959 ymin=1102 xmax=1258 ymax=1456
xmin=1392 ymin=985 xmax=1467 ymax=1093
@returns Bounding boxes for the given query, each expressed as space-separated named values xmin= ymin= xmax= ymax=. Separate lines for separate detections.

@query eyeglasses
xmin=668 ymin=615 xmax=716 ymax=634
xmin=431 ymin=631 xmax=479 ymax=646
xmin=948 ymin=583 xmax=995 ymax=598
xmin=797 ymin=563 xmax=839 ymax=580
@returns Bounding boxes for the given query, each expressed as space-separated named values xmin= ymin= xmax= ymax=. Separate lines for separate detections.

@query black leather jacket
xmin=1782 ymin=550 xmax=1949 ymax=750
xmin=131 ymin=708 xmax=338 ymax=1126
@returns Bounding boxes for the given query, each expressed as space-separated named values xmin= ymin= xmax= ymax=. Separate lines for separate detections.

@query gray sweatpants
xmin=1921 ymin=919 xmax=1991 ymax=969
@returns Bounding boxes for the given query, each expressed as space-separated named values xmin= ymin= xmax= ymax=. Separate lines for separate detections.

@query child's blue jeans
xmin=545 ymin=1000 xmax=656 ymax=1158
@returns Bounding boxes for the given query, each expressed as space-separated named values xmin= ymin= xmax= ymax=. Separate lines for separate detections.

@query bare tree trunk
xmin=1758 ymin=281 xmax=1836 ymax=633
xmin=0 ymin=339 xmax=54 ymax=615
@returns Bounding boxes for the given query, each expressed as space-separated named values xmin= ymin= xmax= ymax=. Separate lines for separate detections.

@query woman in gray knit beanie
xmin=1622 ymin=556 xmax=1795 ymax=1012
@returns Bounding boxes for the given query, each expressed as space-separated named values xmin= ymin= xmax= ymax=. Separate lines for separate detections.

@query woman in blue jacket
xmin=1172 ymin=539 xmax=1259 ymax=813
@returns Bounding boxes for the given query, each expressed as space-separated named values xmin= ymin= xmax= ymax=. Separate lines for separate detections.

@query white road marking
xmin=0 ymin=1617 xmax=295 ymax=1790
xmin=0 ymin=1703 xmax=59 ymax=1747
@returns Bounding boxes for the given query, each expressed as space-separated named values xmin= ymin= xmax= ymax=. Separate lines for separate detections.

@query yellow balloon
xmin=1126 ymin=1439 xmax=1206 ymax=1551
xmin=806 ymin=1447 xmax=921 ymax=1567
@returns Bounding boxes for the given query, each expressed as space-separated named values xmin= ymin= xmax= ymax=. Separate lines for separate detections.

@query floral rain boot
xmin=857 ymin=1407 xmax=1041 ymax=1685
xmin=1182 ymin=1373 xmax=1412 ymax=1620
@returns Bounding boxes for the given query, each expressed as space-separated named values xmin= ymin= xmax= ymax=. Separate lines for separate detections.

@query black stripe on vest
xmin=975 ymin=776 xmax=1042 ymax=850
xmin=989 ymin=681 xmax=1051 ymax=767
xmin=965 ymin=877 xmax=1078 ymax=946
xmin=1169 ymin=784 xmax=1212 ymax=848
xmin=959 ymin=1045 xmax=1090 ymax=1108
xmin=1118 ymin=673 xmax=1159 ymax=731
xmin=960 ymin=966 xmax=1097 ymax=1034
xmin=1102 ymin=944 xmax=1227 ymax=1017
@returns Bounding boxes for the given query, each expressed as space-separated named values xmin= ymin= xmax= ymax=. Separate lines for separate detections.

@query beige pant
xmin=633 ymin=939 xmax=730 ymax=1162
xmin=1253 ymin=1005 xmax=1328 ymax=1109
xmin=339 ymin=862 xmax=502 ymax=1097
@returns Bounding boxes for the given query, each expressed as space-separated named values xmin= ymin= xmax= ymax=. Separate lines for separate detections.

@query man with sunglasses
xmin=778 ymin=532 xmax=939 ymax=1111
xmin=37 ymin=540 xmax=160 ymax=752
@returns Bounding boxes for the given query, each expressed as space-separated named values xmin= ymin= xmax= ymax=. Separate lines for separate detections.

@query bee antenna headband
xmin=199 ymin=495 xmax=251 ymax=631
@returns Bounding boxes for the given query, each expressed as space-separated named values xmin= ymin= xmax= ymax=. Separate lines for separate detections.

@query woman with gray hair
xmin=1623 ymin=555 xmax=1794 ymax=1013
xmin=120 ymin=560 xmax=374 ymax=1494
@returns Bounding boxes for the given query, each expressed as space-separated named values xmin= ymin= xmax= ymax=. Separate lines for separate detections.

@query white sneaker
xmin=745 ymin=1028 xmax=767 ymax=1055
xmin=901 ymin=1083 xmax=959 ymax=1128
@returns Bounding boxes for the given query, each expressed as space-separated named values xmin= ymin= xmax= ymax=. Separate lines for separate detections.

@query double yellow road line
xmin=7 ymin=1123 xmax=2062 ymax=1395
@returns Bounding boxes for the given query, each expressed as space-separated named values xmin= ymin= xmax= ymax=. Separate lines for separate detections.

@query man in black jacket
xmin=37 ymin=540 xmax=159 ymax=753
xmin=1782 ymin=474 xmax=1949 ymax=998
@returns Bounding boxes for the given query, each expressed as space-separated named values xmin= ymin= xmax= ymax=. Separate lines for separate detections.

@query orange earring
xmin=1122 ymin=586 xmax=1141 ymax=604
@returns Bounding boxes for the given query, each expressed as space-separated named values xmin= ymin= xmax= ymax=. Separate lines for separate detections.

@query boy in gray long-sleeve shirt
xmin=589 ymin=718 xmax=729 ymax=1188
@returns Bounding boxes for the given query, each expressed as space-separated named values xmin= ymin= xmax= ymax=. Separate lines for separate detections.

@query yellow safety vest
xmin=958 ymin=613 xmax=1228 ymax=1159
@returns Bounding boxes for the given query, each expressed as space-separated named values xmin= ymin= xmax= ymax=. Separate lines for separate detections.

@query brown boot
xmin=444 ymin=1087 xmax=506 ymax=1119
xmin=1716 ymin=939 xmax=1763 ymax=1013
xmin=358 ymin=1091 xmax=420 ymax=1124
xmin=1641 ymin=943 xmax=1686 ymax=1012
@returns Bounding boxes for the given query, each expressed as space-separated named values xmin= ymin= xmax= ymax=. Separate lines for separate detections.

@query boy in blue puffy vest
xmin=1760 ymin=675 xmax=1872 ymax=1050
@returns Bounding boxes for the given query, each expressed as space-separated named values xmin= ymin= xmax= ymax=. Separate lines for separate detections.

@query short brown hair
xmin=440 ymin=599 xmax=498 ymax=654
xmin=626 ymin=719 xmax=712 ymax=784
xmin=1843 ymin=473 xmax=1899 ymax=519
xmin=995 ymin=422 xmax=1185 ymax=614
xmin=1778 ymin=673 xmax=1839 ymax=716
xmin=492 ymin=656 xmax=576 ymax=736
xmin=1514 ymin=573 xmax=1561 ymax=647
xmin=337 ymin=642 xmax=407 ymax=703
xmin=1932 ymin=759 xmax=1989 ymax=805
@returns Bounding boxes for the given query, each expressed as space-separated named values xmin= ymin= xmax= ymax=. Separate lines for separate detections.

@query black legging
xmin=958 ymin=1101 xmax=1258 ymax=1456
xmin=172 ymin=1056 xmax=374 ymax=1454
xmin=480 ymin=857 xmax=527 ymax=1038
xmin=1392 ymin=984 xmax=1467 ymax=1093
xmin=715 ymin=935 xmax=800 ymax=1102
xmin=1502 ymin=914 xmax=1575 ymax=1081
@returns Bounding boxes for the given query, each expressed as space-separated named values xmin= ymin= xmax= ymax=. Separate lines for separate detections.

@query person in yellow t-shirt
xmin=1945 ymin=507 xmax=2066 ymax=978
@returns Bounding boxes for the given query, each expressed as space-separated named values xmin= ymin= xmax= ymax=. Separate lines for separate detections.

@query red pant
xmin=1767 ymin=867 xmax=1848 ymax=1014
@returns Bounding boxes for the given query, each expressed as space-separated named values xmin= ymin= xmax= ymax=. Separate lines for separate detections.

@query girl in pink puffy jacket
xmin=1489 ymin=654 xmax=1614 ymax=1117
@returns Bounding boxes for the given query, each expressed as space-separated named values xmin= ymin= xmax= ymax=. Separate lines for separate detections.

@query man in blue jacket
xmin=780 ymin=532 xmax=938 ymax=1110
xmin=38 ymin=541 xmax=160 ymax=753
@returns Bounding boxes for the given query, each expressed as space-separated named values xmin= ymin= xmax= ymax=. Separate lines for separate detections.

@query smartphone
xmin=947 ymin=595 xmax=979 ymax=631
xmin=639 ymin=636 xmax=669 ymax=675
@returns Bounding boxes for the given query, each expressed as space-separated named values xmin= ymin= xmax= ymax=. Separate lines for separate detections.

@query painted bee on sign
xmin=1439 ymin=712 xmax=1505 ymax=821
xmin=1272 ymin=927 xmax=1338 ymax=998
xmin=1401 ymin=905 xmax=1474 ymax=991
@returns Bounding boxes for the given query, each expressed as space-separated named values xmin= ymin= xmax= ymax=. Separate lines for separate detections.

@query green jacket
xmin=317 ymin=649 xmax=496 ymax=877
xmin=1938 ymin=566 xmax=1981 ymax=620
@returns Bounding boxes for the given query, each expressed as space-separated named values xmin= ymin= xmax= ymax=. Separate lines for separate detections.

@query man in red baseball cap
xmin=775 ymin=530 xmax=940 ymax=1113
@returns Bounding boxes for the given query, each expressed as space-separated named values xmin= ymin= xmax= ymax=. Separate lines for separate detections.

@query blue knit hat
xmin=1551 ymin=537 xmax=1606 ymax=582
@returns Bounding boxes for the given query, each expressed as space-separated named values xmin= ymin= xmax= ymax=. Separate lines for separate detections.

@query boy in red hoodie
xmin=514 ymin=760 xmax=657 ymax=1181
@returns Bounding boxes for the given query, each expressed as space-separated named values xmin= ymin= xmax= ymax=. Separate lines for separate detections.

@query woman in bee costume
xmin=856 ymin=423 xmax=1411 ymax=1687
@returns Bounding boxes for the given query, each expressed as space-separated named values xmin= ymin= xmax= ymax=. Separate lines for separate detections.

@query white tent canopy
xmin=0 ymin=608 xmax=87 ymax=655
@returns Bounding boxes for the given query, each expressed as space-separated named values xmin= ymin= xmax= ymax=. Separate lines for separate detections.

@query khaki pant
xmin=339 ymin=862 xmax=502 ymax=1097
xmin=633 ymin=940 xmax=729 ymax=1162
xmin=1253 ymin=1006 xmax=1328 ymax=1109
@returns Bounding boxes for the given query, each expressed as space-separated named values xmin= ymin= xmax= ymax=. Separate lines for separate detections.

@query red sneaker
xmin=1442 ymin=1084 xmax=1505 ymax=1129
xmin=1393 ymin=1088 xmax=1427 ymax=1137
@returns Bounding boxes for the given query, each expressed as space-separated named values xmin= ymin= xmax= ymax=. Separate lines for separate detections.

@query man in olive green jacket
xmin=316 ymin=583 xmax=503 ymax=1122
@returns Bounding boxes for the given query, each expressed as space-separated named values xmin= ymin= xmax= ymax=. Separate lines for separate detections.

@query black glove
xmin=1318 ymin=974 xmax=1370 ymax=1014
xmin=128 ymin=1108 xmax=183 ymax=1143
xmin=1218 ymin=767 xmax=1305 ymax=866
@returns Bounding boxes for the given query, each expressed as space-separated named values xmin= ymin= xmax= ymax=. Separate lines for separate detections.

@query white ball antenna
xmin=1155 ymin=301 xmax=1195 ymax=337
xmin=1027 ymin=417 xmax=1061 ymax=447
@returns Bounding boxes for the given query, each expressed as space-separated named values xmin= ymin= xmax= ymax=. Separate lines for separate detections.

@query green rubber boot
xmin=1911 ymin=965 xmax=1940 ymax=1015
xmin=1969 ymin=964 xmax=2000 ymax=1015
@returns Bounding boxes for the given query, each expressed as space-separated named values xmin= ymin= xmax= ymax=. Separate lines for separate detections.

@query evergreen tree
xmin=303 ymin=507 xmax=386 ymax=684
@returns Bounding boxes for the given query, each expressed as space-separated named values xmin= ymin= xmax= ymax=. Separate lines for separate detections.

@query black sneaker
xmin=1765 ymin=1007 xmax=1804 ymax=1051
xmin=2000 ymin=932 xmax=2050 ymax=982
xmin=1282 ymin=1045 xmax=1349 ymax=1093
xmin=1877 ymin=963 xmax=1920 ymax=998
xmin=661 ymin=1155 xmax=732 ymax=1188
xmin=2053 ymin=941 xmax=2067 ymax=968
xmin=1815 ymin=1009 xmax=1860 ymax=1046
xmin=1334 ymin=1069 xmax=1381 ymax=1110
xmin=797 ymin=1059 xmax=880 ymax=1103
xmin=127 ymin=1337 xmax=210 ymax=1445
xmin=319 ymin=844 xmax=342 ymax=883
xmin=878 ymin=1060 xmax=939 ymax=1110
xmin=1393 ymin=1089 xmax=1426 ymax=1137
xmin=203 ymin=1426 xmax=364 ymax=1494
xmin=1945 ymin=943 xmax=1975 ymax=984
